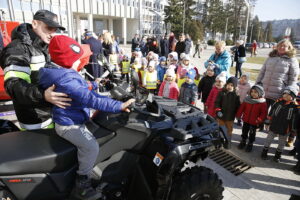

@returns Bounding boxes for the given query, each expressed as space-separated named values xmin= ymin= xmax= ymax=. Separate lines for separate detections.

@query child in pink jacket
xmin=205 ymin=72 xmax=226 ymax=117
xmin=158 ymin=69 xmax=179 ymax=100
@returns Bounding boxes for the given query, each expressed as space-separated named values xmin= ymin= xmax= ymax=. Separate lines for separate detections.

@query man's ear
xmin=32 ymin=20 xmax=38 ymax=29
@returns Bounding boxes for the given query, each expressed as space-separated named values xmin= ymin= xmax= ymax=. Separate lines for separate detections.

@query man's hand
xmin=44 ymin=85 xmax=72 ymax=109
xmin=121 ymin=99 xmax=136 ymax=112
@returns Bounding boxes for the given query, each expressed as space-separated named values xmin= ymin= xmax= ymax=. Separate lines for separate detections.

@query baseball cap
xmin=84 ymin=31 xmax=93 ymax=37
xmin=34 ymin=10 xmax=65 ymax=31
xmin=49 ymin=35 xmax=84 ymax=68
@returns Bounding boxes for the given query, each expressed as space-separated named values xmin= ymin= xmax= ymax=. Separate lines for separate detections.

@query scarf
xmin=244 ymin=95 xmax=266 ymax=104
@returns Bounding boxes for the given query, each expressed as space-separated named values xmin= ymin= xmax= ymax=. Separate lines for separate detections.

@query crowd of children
xmin=108 ymin=46 xmax=300 ymax=174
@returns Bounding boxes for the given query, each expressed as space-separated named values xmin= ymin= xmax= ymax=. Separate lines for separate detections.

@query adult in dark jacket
xmin=160 ymin=35 xmax=169 ymax=57
xmin=175 ymin=34 xmax=186 ymax=58
xmin=131 ymin=34 xmax=140 ymax=52
xmin=0 ymin=10 xmax=70 ymax=130
xmin=82 ymin=31 xmax=103 ymax=79
xmin=102 ymin=32 xmax=113 ymax=60
xmin=234 ymin=40 xmax=246 ymax=78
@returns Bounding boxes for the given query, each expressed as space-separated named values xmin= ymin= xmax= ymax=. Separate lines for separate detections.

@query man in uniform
xmin=0 ymin=10 xmax=71 ymax=130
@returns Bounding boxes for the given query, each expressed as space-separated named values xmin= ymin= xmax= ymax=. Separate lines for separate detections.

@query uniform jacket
xmin=0 ymin=23 xmax=51 ymax=127
xmin=179 ymin=82 xmax=197 ymax=105
xmin=268 ymin=98 xmax=299 ymax=135
xmin=198 ymin=75 xmax=216 ymax=103
xmin=205 ymin=86 xmax=222 ymax=118
xmin=158 ymin=81 xmax=179 ymax=100
xmin=39 ymin=62 xmax=123 ymax=126
xmin=256 ymin=51 xmax=299 ymax=100
xmin=204 ymin=50 xmax=231 ymax=77
xmin=236 ymin=97 xmax=267 ymax=126
xmin=215 ymin=89 xmax=240 ymax=121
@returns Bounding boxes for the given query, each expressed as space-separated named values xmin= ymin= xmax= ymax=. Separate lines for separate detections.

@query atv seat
xmin=0 ymin=127 xmax=114 ymax=176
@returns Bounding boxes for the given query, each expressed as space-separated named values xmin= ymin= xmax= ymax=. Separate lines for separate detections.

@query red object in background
xmin=77 ymin=44 xmax=92 ymax=71
xmin=0 ymin=21 xmax=19 ymax=47
xmin=0 ymin=21 xmax=19 ymax=100
xmin=0 ymin=68 xmax=11 ymax=100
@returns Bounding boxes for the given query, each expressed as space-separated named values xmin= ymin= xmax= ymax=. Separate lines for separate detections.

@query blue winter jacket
xmin=204 ymin=50 xmax=231 ymax=77
xmin=157 ymin=64 xmax=166 ymax=82
xmin=39 ymin=62 xmax=123 ymax=126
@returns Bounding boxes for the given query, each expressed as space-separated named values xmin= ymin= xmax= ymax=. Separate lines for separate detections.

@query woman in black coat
xmin=234 ymin=40 xmax=246 ymax=78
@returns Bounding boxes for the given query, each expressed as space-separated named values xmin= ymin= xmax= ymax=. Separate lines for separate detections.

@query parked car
xmin=293 ymin=41 xmax=300 ymax=50
xmin=245 ymin=43 xmax=252 ymax=52
xmin=257 ymin=42 xmax=264 ymax=48
xmin=263 ymin=43 xmax=270 ymax=48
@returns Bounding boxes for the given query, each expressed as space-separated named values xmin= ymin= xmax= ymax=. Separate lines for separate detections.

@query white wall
xmin=127 ymin=19 xmax=139 ymax=43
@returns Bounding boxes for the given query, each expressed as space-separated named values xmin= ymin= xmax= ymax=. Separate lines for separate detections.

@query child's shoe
xmin=245 ymin=143 xmax=253 ymax=152
xmin=261 ymin=147 xmax=269 ymax=160
xmin=238 ymin=139 xmax=246 ymax=149
xmin=273 ymin=150 xmax=282 ymax=163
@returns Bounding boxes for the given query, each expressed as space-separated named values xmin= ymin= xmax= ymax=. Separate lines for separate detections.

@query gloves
xmin=216 ymin=111 xmax=223 ymax=118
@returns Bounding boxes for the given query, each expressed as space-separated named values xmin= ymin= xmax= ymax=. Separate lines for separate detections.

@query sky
xmin=253 ymin=0 xmax=300 ymax=21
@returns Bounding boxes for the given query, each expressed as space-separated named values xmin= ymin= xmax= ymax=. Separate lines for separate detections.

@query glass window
xmin=12 ymin=0 xmax=22 ymax=10
xmin=0 ymin=0 xmax=9 ymax=9
xmin=22 ymin=1 xmax=32 ymax=11
xmin=31 ymin=2 xmax=40 ymax=13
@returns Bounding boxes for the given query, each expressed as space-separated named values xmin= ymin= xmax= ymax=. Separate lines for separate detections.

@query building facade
xmin=0 ymin=0 xmax=167 ymax=44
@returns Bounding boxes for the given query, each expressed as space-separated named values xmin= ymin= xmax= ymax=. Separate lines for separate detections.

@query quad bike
xmin=0 ymin=67 xmax=227 ymax=200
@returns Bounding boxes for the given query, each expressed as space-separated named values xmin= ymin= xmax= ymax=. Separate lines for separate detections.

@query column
xmin=66 ymin=0 xmax=73 ymax=38
xmin=122 ymin=17 xmax=127 ymax=45
xmin=108 ymin=18 xmax=113 ymax=34
xmin=75 ymin=15 xmax=81 ymax=44
xmin=88 ymin=13 xmax=93 ymax=32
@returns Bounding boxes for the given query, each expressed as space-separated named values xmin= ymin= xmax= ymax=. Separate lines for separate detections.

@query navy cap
xmin=34 ymin=10 xmax=65 ymax=31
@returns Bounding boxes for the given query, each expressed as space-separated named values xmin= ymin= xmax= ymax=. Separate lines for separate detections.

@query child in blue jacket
xmin=39 ymin=35 xmax=134 ymax=200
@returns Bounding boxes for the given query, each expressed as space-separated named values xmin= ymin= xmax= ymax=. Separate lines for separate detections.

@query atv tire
xmin=169 ymin=166 xmax=224 ymax=200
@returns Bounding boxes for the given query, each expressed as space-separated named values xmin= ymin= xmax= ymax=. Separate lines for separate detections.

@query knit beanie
xmin=165 ymin=69 xmax=175 ymax=78
xmin=159 ymin=56 xmax=167 ymax=62
xmin=226 ymin=76 xmax=238 ymax=88
xmin=251 ymin=85 xmax=265 ymax=97
xmin=215 ymin=71 xmax=227 ymax=83
xmin=207 ymin=63 xmax=215 ymax=71
xmin=283 ymin=85 xmax=299 ymax=98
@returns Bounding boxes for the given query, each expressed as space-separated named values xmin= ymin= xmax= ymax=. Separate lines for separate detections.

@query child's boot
xmin=288 ymin=147 xmax=296 ymax=156
xmin=73 ymin=175 xmax=103 ymax=200
xmin=273 ymin=150 xmax=282 ymax=163
xmin=238 ymin=139 xmax=246 ymax=149
xmin=245 ymin=142 xmax=253 ymax=152
xmin=261 ymin=147 xmax=269 ymax=160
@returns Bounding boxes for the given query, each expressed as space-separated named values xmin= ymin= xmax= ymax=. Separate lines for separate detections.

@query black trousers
xmin=235 ymin=61 xmax=243 ymax=78
xmin=241 ymin=122 xmax=257 ymax=143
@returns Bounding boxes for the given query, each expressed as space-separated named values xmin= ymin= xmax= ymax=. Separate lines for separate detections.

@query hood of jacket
xmin=11 ymin=23 xmax=48 ymax=51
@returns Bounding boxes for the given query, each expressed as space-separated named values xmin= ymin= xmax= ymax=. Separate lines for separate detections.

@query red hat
xmin=49 ymin=35 xmax=84 ymax=68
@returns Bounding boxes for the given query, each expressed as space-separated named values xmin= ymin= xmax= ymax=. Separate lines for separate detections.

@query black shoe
xmin=288 ymin=147 xmax=296 ymax=156
xmin=261 ymin=147 xmax=269 ymax=160
xmin=73 ymin=175 xmax=103 ymax=200
xmin=238 ymin=139 xmax=246 ymax=149
xmin=245 ymin=143 xmax=253 ymax=152
xmin=292 ymin=161 xmax=300 ymax=175
xmin=273 ymin=150 xmax=282 ymax=163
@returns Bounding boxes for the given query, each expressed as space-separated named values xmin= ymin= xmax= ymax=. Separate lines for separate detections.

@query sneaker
xmin=288 ymin=148 xmax=296 ymax=156
xmin=73 ymin=175 xmax=103 ymax=200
